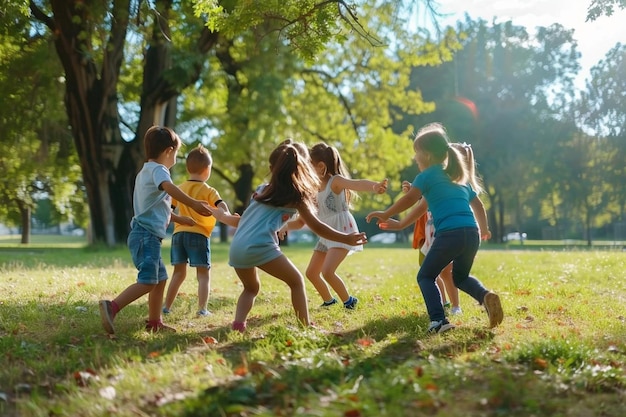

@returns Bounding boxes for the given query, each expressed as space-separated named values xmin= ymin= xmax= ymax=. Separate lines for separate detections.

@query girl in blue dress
xmin=210 ymin=142 xmax=367 ymax=332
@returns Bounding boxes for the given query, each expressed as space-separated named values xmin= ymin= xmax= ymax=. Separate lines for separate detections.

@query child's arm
xmin=366 ymin=186 xmax=422 ymax=224
xmin=379 ymin=198 xmax=428 ymax=231
xmin=207 ymin=206 xmax=240 ymax=228
xmin=278 ymin=215 xmax=306 ymax=240
xmin=216 ymin=200 xmax=231 ymax=215
xmin=297 ymin=203 xmax=367 ymax=247
xmin=331 ymin=176 xmax=388 ymax=194
xmin=470 ymin=196 xmax=491 ymax=240
xmin=161 ymin=181 xmax=212 ymax=216
xmin=171 ymin=213 xmax=196 ymax=226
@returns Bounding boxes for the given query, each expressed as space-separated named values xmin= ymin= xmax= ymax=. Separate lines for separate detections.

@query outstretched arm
xmin=470 ymin=196 xmax=491 ymax=240
xmin=297 ymin=203 xmax=367 ymax=246
xmin=278 ymin=215 xmax=306 ymax=240
xmin=161 ymin=181 xmax=212 ymax=216
xmin=366 ymin=186 xmax=422 ymax=224
xmin=379 ymin=198 xmax=428 ymax=231
xmin=331 ymin=176 xmax=388 ymax=194
xmin=207 ymin=206 xmax=241 ymax=228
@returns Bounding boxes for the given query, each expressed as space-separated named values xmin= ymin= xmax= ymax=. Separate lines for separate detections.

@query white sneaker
xmin=450 ymin=306 xmax=463 ymax=315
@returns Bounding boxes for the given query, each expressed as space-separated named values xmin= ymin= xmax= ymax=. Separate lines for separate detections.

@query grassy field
xmin=0 ymin=236 xmax=625 ymax=416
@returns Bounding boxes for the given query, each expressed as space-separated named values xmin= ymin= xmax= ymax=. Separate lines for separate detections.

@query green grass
xmin=0 ymin=236 xmax=625 ymax=416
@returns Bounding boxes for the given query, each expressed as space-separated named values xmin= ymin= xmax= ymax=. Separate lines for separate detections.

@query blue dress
xmin=229 ymin=186 xmax=297 ymax=268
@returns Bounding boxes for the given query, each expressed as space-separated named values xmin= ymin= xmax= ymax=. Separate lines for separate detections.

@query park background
xmin=1 ymin=0 xmax=626 ymax=247
xmin=1 ymin=2 xmax=626 ymax=416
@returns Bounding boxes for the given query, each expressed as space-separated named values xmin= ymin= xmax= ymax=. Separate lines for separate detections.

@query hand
xmin=277 ymin=226 xmax=288 ymax=240
xmin=345 ymin=232 xmax=368 ymax=246
xmin=373 ymin=178 xmax=388 ymax=194
xmin=401 ymin=180 xmax=411 ymax=194
xmin=207 ymin=205 xmax=226 ymax=221
xmin=378 ymin=218 xmax=401 ymax=231
xmin=481 ymin=229 xmax=492 ymax=241
xmin=366 ymin=211 xmax=388 ymax=223
xmin=177 ymin=216 xmax=196 ymax=226
xmin=194 ymin=201 xmax=213 ymax=217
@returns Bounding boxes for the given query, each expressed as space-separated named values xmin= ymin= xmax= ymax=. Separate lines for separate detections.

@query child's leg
xmin=233 ymin=267 xmax=261 ymax=325
xmin=305 ymin=250 xmax=334 ymax=302
xmin=147 ymin=280 xmax=167 ymax=322
xmin=260 ymin=255 xmax=309 ymax=326
xmin=196 ymin=266 xmax=210 ymax=312
xmin=113 ymin=283 xmax=156 ymax=310
xmin=417 ymin=232 xmax=461 ymax=323
xmin=164 ymin=263 xmax=187 ymax=311
xmin=440 ymin=263 xmax=459 ymax=307
xmin=320 ymin=248 xmax=351 ymax=303
xmin=449 ymin=229 xmax=502 ymax=327
xmin=435 ymin=276 xmax=448 ymax=305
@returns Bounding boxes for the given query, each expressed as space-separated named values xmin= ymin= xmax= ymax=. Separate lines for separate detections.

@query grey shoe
xmin=484 ymin=291 xmax=503 ymax=328
xmin=99 ymin=300 xmax=116 ymax=334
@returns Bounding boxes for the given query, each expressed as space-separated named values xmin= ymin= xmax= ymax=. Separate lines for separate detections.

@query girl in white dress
xmin=283 ymin=143 xmax=388 ymax=309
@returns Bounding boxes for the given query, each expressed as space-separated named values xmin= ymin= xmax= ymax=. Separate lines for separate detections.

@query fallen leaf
xmin=202 ymin=336 xmax=218 ymax=345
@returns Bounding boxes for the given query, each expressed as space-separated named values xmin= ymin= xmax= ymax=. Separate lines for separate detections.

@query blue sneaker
xmin=343 ymin=296 xmax=358 ymax=310
xmin=427 ymin=319 xmax=455 ymax=334
xmin=162 ymin=306 xmax=171 ymax=315
xmin=197 ymin=309 xmax=211 ymax=317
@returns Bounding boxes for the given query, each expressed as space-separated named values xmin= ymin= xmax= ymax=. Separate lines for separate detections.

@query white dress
xmin=314 ymin=176 xmax=363 ymax=253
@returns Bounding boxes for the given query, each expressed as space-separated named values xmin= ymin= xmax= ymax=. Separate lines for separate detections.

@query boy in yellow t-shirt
xmin=163 ymin=145 xmax=231 ymax=317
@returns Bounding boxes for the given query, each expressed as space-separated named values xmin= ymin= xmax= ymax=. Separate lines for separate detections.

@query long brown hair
xmin=256 ymin=143 xmax=320 ymax=211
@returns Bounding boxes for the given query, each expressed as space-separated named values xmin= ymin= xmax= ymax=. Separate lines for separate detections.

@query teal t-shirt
xmin=412 ymin=164 xmax=477 ymax=234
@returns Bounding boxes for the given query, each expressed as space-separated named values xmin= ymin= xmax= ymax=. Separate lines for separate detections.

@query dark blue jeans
xmin=417 ymin=227 xmax=488 ymax=322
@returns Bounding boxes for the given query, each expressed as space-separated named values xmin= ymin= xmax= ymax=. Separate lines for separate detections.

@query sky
xmin=428 ymin=0 xmax=626 ymax=89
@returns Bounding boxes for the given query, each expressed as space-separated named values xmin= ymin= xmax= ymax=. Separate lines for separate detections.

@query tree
xmin=25 ymin=0 xmax=443 ymax=245
xmin=405 ymin=17 xmax=581 ymax=241
xmin=0 ymin=6 xmax=84 ymax=243
xmin=578 ymin=43 xmax=626 ymax=225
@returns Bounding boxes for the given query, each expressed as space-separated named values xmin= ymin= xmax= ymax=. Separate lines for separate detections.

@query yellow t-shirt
xmin=172 ymin=180 xmax=222 ymax=238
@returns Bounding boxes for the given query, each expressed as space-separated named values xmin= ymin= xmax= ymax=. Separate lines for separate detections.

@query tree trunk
xmin=18 ymin=202 xmax=30 ymax=244
xmin=32 ymin=2 xmax=219 ymax=245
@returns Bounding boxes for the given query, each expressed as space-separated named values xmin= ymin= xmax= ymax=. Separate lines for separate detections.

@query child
xmin=367 ymin=123 xmax=502 ymax=334
xmin=209 ymin=142 xmax=367 ymax=332
xmin=162 ymin=144 xmax=231 ymax=317
xmin=281 ymin=143 xmax=388 ymax=309
xmin=99 ymin=126 xmax=212 ymax=334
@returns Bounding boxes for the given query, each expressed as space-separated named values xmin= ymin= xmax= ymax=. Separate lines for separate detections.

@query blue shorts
xmin=170 ymin=232 xmax=211 ymax=268
xmin=127 ymin=224 xmax=168 ymax=285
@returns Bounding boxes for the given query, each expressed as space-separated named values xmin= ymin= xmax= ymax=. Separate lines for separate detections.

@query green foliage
xmin=196 ymin=0 xmax=361 ymax=62
xmin=0 ymin=9 xmax=85 ymax=231
xmin=587 ymin=0 xmax=626 ymax=21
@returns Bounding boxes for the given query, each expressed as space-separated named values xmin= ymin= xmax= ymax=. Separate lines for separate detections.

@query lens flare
xmin=454 ymin=96 xmax=479 ymax=120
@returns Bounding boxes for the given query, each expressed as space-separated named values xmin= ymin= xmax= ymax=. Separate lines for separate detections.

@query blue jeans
xmin=170 ymin=231 xmax=211 ymax=268
xmin=127 ymin=224 xmax=168 ymax=285
xmin=417 ymin=227 xmax=488 ymax=322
